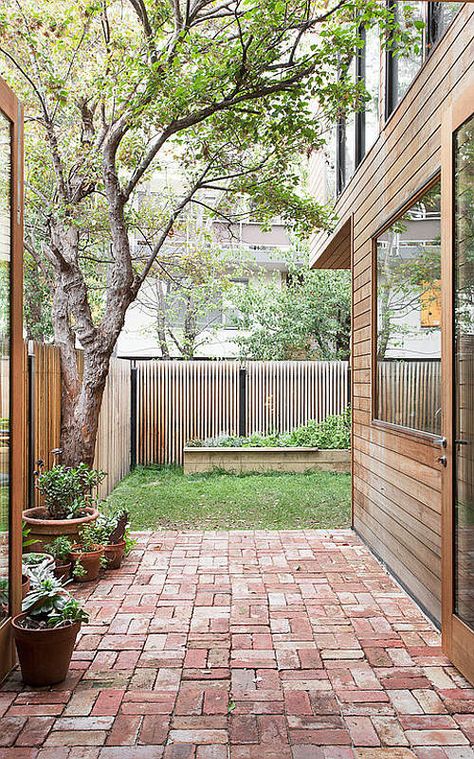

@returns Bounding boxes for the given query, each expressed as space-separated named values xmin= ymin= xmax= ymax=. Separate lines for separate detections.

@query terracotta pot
xmin=54 ymin=561 xmax=72 ymax=582
xmin=70 ymin=545 xmax=104 ymax=583
xmin=12 ymin=613 xmax=80 ymax=686
xmin=104 ymin=540 xmax=126 ymax=570
xmin=22 ymin=507 xmax=99 ymax=553
xmin=21 ymin=575 xmax=30 ymax=601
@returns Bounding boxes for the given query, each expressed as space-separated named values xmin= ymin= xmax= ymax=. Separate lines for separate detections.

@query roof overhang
xmin=309 ymin=215 xmax=352 ymax=270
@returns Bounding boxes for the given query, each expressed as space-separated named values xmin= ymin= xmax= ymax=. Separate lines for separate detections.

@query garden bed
xmin=183 ymin=446 xmax=350 ymax=474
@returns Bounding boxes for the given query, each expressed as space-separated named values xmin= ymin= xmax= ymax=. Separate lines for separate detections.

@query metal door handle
xmin=433 ymin=437 xmax=447 ymax=448
xmin=455 ymin=439 xmax=469 ymax=445
xmin=437 ymin=455 xmax=447 ymax=467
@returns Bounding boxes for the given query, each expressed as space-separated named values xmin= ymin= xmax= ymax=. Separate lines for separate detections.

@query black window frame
xmin=336 ymin=24 xmax=378 ymax=196
xmin=385 ymin=1 xmax=462 ymax=120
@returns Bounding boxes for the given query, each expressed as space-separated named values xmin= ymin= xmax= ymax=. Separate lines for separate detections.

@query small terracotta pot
xmin=104 ymin=540 xmax=126 ymax=570
xmin=21 ymin=575 xmax=30 ymax=601
xmin=54 ymin=561 xmax=72 ymax=582
xmin=22 ymin=507 xmax=99 ymax=553
xmin=12 ymin=613 xmax=80 ymax=686
xmin=70 ymin=545 xmax=104 ymax=582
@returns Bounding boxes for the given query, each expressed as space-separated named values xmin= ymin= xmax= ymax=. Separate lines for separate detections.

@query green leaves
xmin=230 ymin=251 xmax=350 ymax=361
xmin=34 ymin=462 xmax=106 ymax=519
xmin=22 ymin=572 xmax=89 ymax=628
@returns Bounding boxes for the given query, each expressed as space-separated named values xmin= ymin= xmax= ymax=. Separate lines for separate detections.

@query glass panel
xmin=391 ymin=1 xmax=424 ymax=109
xmin=343 ymin=58 xmax=356 ymax=184
xmin=0 ymin=111 xmax=11 ymax=623
xmin=429 ymin=2 xmax=462 ymax=49
xmin=454 ymin=114 xmax=474 ymax=630
xmin=364 ymin=25 xmax=380 ymax=154
xmin=376 ymin=182 xmax=441 ymax=434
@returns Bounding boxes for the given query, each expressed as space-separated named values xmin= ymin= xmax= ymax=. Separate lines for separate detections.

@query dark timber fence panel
xmin=24 ymin=342 xmax=130 ymax=504
xmin=136 ymin=360 xmax=350 ymax=465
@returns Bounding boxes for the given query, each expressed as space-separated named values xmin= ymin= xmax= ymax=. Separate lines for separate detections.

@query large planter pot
xmin=70 ymin=545 xmax=104 ymax=583
xmin=12 ymin=613 xmax=81 ymax=686
xmin=22 ymin=507 xmax=99 ymax=552
xmin=104 ymin=541 xmax=126 ymax=570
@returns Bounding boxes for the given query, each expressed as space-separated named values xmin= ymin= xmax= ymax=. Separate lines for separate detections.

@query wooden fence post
xmin=239 ymin=366 xmax=247 ymax=437
xmin=27 ymin=344 xmax=35 ymax=508
xmin=130 ymin=362 xmax=137 ymax=470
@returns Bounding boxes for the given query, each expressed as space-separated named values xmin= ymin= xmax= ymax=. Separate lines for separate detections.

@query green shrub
xmin=188 ymin=410 xmax=351 ymax=450
xmin=287 ymin=408 xmax=351 ymax=449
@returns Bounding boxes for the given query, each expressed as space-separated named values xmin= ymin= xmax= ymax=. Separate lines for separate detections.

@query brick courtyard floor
xmin=1 ymin=529 xmax=474 ymax=758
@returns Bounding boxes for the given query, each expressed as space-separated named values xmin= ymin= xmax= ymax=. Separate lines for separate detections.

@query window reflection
xmin=429 ymin=2 xmax=462 ymax=50
xmin=363 ymin=25 xmax=380 ymax=154
xmin=376 ymin=183 xmax=441 ymax=434
xmin=0 ymin=112 xmax=11 ymax=622
xmin=391 ymin=2 xmax=424 ymax=109
xmin=454 ymin=114 xmax=474 ymax=630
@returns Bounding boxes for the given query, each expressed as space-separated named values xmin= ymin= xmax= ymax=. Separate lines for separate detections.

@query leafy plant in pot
xmin=97 ymin=510 xmax=134 ymax=570
xmin=23 ymin=455 xmax=106 ymax=550
xmin=70 ymin=524 xmax=105 ymax=583
xmin=12 ymin=573 xmax=88 ymax=686
xmin=44 ymin=536 xmax=73 ymax=581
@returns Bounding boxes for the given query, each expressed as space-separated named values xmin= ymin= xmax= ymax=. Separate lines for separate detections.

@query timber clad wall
xmin=312 ymin=6 xmax=474 ymax=624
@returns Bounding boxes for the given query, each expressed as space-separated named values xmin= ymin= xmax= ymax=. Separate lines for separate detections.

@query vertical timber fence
xmin=24 ymin=343 xmax=131 ymax=506
xmin=135 ymin=360 xmax=350 ymax=466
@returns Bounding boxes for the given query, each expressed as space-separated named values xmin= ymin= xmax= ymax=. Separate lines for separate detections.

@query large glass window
xmin=453 ymin=114 xmax=474 ymax=629
xmin=428 ymin=2 xmax=462 ymax=51
xmin=375 ymin=182 xmax=441 ymax=435
xmin=386 ymin=1 xmax=462 ymax=117
xmin=362 ymin=25 xmax=381 ymax=155
xmin=0 ymin=112 xmax=11 ymax=622
xmin=386 ymin=1 xmax=424 ymax=116
xmin=337 ymin=26 xmax=380 ymax=195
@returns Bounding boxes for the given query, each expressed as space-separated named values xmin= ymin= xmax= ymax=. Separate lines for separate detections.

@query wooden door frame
xmin=441 ymin=76 xmax=474 ymax=685
xmin=0 ymin=76 xmax=24 ymax=682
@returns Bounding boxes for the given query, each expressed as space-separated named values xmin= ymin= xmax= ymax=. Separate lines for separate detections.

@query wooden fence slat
xmin=23 ymin=342 xmax=130 ymax=506
xmin=136 ymin=360 xmax=350 ymax=465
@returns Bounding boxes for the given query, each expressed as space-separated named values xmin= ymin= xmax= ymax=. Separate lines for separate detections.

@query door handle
xmin=455 ymin=439 xmax=469 ymax=445
xmin=433 ymin=437 xmax=447 ymax=448
xmin=437 ymin=455 xmax=447 ymax=467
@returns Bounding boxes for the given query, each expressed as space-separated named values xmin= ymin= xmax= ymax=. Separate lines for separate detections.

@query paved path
xmin=1 ymin=530 xmax=474 ymax=757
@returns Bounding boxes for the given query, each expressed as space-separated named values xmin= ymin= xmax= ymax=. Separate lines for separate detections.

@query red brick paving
xmin=1 ymin=529 xmax=473 ymax=758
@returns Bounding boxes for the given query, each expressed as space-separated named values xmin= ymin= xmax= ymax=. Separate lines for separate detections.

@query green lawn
xmin=107 ymin=466 xmax=351 ymax=531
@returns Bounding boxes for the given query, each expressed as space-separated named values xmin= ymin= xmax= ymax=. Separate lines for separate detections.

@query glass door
xmin=0 ymin=111 xmax=11 ymax=626
xmin=453 ymin=115 xmax=474 ymax=636
xmin=0 ymin=78 xmax=23 ymax=682
xmin=442 ymin=84 xmax=474 ymax=685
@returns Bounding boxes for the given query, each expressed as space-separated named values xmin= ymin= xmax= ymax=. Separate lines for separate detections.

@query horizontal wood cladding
xmin=344 ymin=6 xmax=474 ymax=624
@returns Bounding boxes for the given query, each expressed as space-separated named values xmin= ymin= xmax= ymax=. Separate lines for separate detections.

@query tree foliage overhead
xmin=230 ymin=251 xmax=350 ymax=360
xmin=0 ymin=0 xmax=416 ymax=464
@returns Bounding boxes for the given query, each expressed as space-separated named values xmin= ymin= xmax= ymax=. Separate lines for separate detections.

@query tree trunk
xmin=59 ymin=350 xmax=111 ymax=467
xmin=156 ymin=280 xmax=171 ymax=359
xmin=49 ymin=219 xmax=132 ymax=468
xmin=182 ymin=296 xmax=198 ymax=359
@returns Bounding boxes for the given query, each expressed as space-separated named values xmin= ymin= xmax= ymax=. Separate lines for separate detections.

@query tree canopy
xmin=0 ymin=0 xmax=418 ymax=463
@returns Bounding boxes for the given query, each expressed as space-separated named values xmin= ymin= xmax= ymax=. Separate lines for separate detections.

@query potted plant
xmin=70 ymin=524 xmax=105 ymax=583
xmin=23 ymin=455 xmax=106 ymax=550
xmin=97 ymin=510 xmax=134 ymax=570
xmin=44 ymin=536 xmax=73 ymax=581
xmin=22 ymin=552 xmax=55 ymax=575
xmin=12 ymin=573 xmax=88 ymax=686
